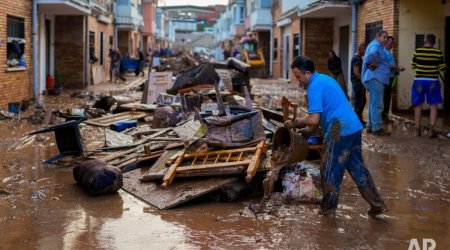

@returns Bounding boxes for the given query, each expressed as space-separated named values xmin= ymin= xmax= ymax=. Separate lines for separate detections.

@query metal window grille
xmin=365 ymin=22 xmax=383 ymax=44
xmin=7 ymin=16 xmax=25 ymax=39
xmin=415 ymin=34 xmax=425 ymax=49
xmin=89 ymin=31 xmax=95 ymax=58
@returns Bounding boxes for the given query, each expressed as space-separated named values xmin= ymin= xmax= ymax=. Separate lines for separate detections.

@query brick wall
xmin=55 ymin=16 xmax=85 ymax=89
xmin=358 ymin=0 xmax=399 ymax=110
xmin=303 ymin=18 xmax=334 ymax=74
xmin=0 ymin=0 xmax=32 ymax=108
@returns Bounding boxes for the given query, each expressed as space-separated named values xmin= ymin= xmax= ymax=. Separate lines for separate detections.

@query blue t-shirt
xmin=307 ymin=72 xmax=363 ymax=140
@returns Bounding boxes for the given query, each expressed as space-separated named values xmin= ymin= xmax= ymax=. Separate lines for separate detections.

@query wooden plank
xmin=122 ymin=166 xmax=238 ymax=209
xmin=162 ymin=148 xmax=186 ymax=188
xmin=176 ymin=160 xmax=251 ymax=172
xmin=85 ymin=111 xmax=147 ymax=127
xmin=142 ymin=166 xmax=246 ymax=181
xmin=245 ymin=140 xmax=267 ymax=183
xmin=183 ymin=146 xmax=258 ymax=158
xmin=142 ymin=149 xmax=181 ymax=178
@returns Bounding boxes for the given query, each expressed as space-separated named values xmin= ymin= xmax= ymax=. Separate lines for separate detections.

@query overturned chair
xmin=29 ymin=117 xmax=86 ymax=164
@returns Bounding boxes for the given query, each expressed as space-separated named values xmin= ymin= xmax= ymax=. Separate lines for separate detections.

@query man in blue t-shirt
xmin=285 ymin=56 xmax=387 ymax=218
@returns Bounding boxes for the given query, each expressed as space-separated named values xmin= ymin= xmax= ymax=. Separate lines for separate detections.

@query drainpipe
xmin=85 ymin=16 xmax=89 ymax=88
xmin=32 ymin=0 xmax=42 ymax=107
xmin=351 ymin=0 xmax=362 ymax=54
xmin=269 ymin=26 xmax=273 ymax=77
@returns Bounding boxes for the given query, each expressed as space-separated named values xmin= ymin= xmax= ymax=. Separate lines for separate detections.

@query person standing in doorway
xmin=351 ymin=43 xmax=367 ymax=124
xmin=285 ymin=56 xmax=388 ymax=218
xmin=362 ymin=30 xmax=391 ymax=135
xmin=327 ymin=50 xmax=347 ymax=98
xmin=411 ymin=34 xmax=446 ymax=138
xmin=382 ymin=36 xmax=405 ymax=122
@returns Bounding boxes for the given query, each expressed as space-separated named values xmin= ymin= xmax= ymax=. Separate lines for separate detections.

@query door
xmin=339 ymin=25 xmax=349 ymax=94
xmin=444 ymin=17 xmax=450 ymax=112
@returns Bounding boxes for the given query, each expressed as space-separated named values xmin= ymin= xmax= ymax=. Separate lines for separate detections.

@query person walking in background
xmin=362 ymin=30 xmax=391 ymax=135
xmin=351 ymin=43 xmax=367 ymax=124
xmin=137 ymin=49 xmax=145 ymax=77
xmin=382 ymin=36 xmax=405 ymax=122
xmin=109 ymin=48 xmax=123 ymax=82
xmin=285 ymin=56 xmax=387 ymax=218
xmin=411 ymin=34 xmax=446 ymax=138
xmin=327 ymin=50 xmax=347 ymax=98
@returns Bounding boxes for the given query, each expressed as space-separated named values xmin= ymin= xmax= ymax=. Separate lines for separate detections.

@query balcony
xmin=231 ymin=24 xmax=245 ymax=37
xmin=115 ymin=1 xmax=144 ymax=30
xmin=115 ymin=16 xmax=144 ymax=30
xmin=250 ymin=8 xmax=272 ymax=31
xmin=38 ymin=0 xmax=91 ymax=15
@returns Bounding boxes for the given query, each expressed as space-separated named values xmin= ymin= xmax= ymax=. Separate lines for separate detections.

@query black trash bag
xmin=167 ymin=63 xmax=220 ymax=95
xmin=73 ymin=159 xmax=123 ymax=196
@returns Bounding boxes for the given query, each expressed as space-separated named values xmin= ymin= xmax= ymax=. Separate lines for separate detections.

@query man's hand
xmin=298 ymin=127 xmax=313 ymax=137
xmin=284 ymin=119 xmax=298 ymax=129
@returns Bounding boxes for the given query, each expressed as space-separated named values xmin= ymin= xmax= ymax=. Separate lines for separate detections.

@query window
xmin=100 ymin=32 xmax=104 ymax=65
xmin=273 ymin=38 xmax=278 ymax=61
xmin=89 ymin=31 xmax=95 ymax=63
xmin=293 ymin=33 xmax=301 ymax=58
xmin=415 ymin=34 xmax=425 ymax=49
xmin=6 ymin=15 xmax=25 ymax=67
xmin=365 ymin=22 xmax=383 ymax=44
xmin=240 ymin=6 xmax=245 ymax=22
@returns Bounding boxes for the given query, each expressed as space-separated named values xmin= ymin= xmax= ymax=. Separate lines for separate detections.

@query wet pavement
xmin=0 ymin=78 xmax=449 ymax=249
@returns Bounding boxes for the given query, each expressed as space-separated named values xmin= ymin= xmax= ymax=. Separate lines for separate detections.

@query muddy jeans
xmin=320 ymin=131 xmax=385 ymax=215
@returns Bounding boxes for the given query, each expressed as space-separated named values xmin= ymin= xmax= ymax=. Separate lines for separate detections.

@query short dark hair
xmin=291 ymin=55 xmax=315 ymax=73
xmin=387 ymin=36 xmax=395 ymax=41
xmin=377 ymin=30 xmax=388 ymax=38
xmin=425 ymin=34 xmax=436 ymax=45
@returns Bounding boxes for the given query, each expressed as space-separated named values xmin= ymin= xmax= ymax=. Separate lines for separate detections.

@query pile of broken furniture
xmin=29 ymin=60 xmax=322 ymax=209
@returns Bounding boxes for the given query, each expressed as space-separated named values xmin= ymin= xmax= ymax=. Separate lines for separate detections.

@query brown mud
xmin=0 ymin=83 xmax=449 ymax=249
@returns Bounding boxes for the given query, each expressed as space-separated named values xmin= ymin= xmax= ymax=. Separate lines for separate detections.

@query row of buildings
xmin=214 ymin=0 xmax=450 ymax=111
xmin=0 ymin=0 xmax=180 ymax=108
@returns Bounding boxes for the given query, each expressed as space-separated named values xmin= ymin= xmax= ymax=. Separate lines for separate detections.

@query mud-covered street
xmin=1 ymin=81 xmax=449 ymax=249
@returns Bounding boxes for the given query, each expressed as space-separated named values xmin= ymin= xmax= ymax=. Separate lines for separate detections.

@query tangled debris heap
xmin=25 ymin=61 xmax=323 ymax=210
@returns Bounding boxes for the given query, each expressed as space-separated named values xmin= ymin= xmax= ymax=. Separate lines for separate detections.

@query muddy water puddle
xmin=0 ymin=120 xmax=449 ymax=249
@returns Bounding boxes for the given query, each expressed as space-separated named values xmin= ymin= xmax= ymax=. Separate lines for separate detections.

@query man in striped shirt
xmin=411 ymin=34 xmax=446 ymax=138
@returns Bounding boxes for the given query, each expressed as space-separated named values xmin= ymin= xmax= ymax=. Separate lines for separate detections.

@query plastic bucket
xmin=272 ymin=127 xmax=309 ymax=165
xmin=8 ymin=102 xmax=21 ymax=114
